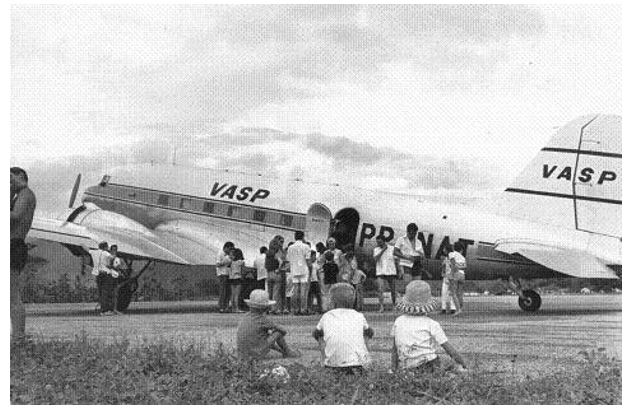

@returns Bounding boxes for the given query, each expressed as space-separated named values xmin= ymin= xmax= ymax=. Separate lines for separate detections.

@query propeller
xmin=68 ymin=173 xmax=82 ymax=208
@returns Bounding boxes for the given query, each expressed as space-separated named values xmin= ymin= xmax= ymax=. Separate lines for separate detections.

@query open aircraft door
xmin=306 ymin=203 xmax=332 ymax=245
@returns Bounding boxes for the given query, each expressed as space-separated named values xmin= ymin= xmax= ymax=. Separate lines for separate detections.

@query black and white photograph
xmin=9 ymin=4 xmax=621 ymax=404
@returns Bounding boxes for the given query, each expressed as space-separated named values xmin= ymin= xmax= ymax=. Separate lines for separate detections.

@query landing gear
xmin=508 ymin=277 xmax=542 ymax=312
xmin=114 ymin=260 xmax=153 ymax=312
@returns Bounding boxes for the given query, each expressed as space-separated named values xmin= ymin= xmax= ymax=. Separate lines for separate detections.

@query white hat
xmin=395 ymin=280 xmax=439 ymax=315
xmin=245 ymin=289 xmax=276 ymax=309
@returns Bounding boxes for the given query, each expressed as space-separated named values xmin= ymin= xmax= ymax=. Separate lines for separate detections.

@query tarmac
xmin=24 ymin=294 xmax=620 ymax=376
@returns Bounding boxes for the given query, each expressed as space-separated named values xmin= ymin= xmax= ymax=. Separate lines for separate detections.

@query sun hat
xmin=395 ymin=280 xmax=439 ymax=315
xmin=245 ymin=289 xmax=276 ymax=309
xmin=329 ymin=283 xmax=355 ymax=309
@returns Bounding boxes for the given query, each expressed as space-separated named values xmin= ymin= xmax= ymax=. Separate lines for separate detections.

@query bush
xmin=10 ymin=336 xmax=621 ymax=404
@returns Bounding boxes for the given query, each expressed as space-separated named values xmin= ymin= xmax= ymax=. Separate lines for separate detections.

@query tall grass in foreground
xmin=11 ymin=334 xmax=620 ymax=404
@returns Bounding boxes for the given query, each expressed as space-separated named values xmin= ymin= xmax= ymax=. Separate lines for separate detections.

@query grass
xmin=10 ymin=334 xmax=621 ymax=404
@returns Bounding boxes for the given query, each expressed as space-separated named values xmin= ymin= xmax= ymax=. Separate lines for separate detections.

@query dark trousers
xmin=97 ymin=273 xmax=116 ymax=312
xmin=218 ymin=275 xmax=231 ymax=311
xmin=308 ymin=281 xmax=323 ymax=312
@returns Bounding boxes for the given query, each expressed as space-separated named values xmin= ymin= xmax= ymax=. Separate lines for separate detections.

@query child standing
xmin=237 ymin=289 xmax=301 ymax=360
xmin=349 ymin=266 xmax=366 ymax=311
xmin=313 ymin=283 xmax=373 ymax=374
xmin=307 ymin=249 xmax=323 ymax=314
xmin=321 ymin=251 xmax=339 ymax=311
xmin=391 ymin=280 xmax=467 ymax=373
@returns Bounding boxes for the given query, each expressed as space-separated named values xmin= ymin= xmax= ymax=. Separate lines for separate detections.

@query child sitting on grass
xmin=391 ymin=280 xmax=467 ymax=373
xmin=312 ymin=283 xmax=373 ymax=374
xmin=236 ymin=289 xmax=301 ymax=360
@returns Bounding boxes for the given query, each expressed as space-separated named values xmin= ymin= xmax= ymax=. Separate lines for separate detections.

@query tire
xmin=518 ymin=289 xmax=542 ymax=312
xmin=116 ymin=278 xmax=138 ymax=312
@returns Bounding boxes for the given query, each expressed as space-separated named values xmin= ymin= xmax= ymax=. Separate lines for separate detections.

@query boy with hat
xmin=391 ymin=280 xmax=467 ymax=373
xmin=312 ymin=283 xmax=373 ymax=374
xmin=237 ymin=289 xmax=301 ymax=360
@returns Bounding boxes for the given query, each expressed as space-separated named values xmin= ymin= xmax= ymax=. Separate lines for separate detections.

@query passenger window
xmin=158 ymin=194 xmax=169 ymax=206
xmin=180 ymin=198 xmax=193 ymax=210
xmin=203 ymin=202 xmax=215 ymax=213
xmin=253 ymin=210 xmax=266 ymax=222
xmin=281 ymin=214 xmax=293 ymax=227
xmin=227 ymin=206 xmax=237 ymax=217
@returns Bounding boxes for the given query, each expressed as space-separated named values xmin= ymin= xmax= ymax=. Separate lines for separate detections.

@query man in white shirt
xmin=393 ymin=223 xmax=423 ymax=284
xmin=373 ymin=234 xmax=399 ymax=313
xmin=216 ymin=241 xmax=234 ymax=313
xmin=253 ymin=246 xmax=268 ymax=295
xmin=286 ymin=231 xmax=312 ymax=315
xmin=83 ymin=241 xmax=116 ymax=315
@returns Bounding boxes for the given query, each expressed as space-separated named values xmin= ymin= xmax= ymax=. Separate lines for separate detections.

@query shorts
xmin=291 ymin=275 xmax=309 ymax=284
xmin=453 ymin=271 xmax=465 ymax=281
xmin=10 ymin=239 xmax=28 ymax=270
xmin=228 ymin=278 xmax=242 ymax=285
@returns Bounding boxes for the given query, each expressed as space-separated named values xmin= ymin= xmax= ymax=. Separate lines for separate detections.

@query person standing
xmin=440 ymin=245 xmax=457 ymax=314
xmin=393 ymin=223 xmax=423 ymax=283
xmin=265 ymin=235 xmax=286 ymax=314
xmin=216 ymin=241 xmax=234 ymax=313
xmin=448 ymin=242 xmax=467 ymax=316
xmin=109 ymin=244 xmax=126 ymax=315
xmin=83 ymin=241 xmax=115 ymax=315
xmin=254 ymin=246 xmax=268 ymax=293
xmin=321 ymin=250 xmax=339 ymax=311
xmin=325 ymin=237 xmax=343 ymax=267
xmin=229 ymin=248 xmax=246 ymax=313
xmin=373 ymin=234 xmax=399 ymax=313
xmin=287 ymin=231 xmax=312 ymax=315
xmin=10 ymin=167 xmax=36 ymax=340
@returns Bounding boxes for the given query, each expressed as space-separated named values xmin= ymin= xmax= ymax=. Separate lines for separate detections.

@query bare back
xmin=10 ymin=187 xmax=36 ymax=240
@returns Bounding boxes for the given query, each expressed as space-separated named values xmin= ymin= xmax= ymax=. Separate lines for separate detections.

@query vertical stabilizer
xmin=503 ymin=115 xmax=621 ymax=238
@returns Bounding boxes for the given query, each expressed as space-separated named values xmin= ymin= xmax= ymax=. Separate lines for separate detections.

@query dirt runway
xmin=25 ymin=294 xmax=621 ymax=376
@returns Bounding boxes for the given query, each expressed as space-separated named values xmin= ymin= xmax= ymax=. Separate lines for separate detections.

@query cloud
xmin=22 ymin=127 xmax=501 ymax=213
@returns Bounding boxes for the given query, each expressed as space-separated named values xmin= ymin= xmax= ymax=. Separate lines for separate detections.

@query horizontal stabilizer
xmin=495 ymin=239 xmax=619 ymax=279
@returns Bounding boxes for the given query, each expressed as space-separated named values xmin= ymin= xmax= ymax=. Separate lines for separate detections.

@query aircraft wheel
xmin=518 ymin=289 xmax=542 ymax=312
xmin=116 ymin=278 xmax=138 ymax=312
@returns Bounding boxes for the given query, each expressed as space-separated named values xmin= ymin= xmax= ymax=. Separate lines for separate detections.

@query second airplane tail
xmin=502 ymin=114 xmax=621 ymax=238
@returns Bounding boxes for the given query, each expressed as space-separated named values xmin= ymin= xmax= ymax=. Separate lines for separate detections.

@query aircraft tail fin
xmin=503 ymin=114 xmax=621 ymax=238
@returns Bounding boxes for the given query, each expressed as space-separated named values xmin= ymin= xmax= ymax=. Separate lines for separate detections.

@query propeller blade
xmin=68 ymin=173 xmax=82 ymax=208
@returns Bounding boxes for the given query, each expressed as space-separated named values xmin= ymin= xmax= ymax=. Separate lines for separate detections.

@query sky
xmin=10 ymin=4 xmax=622 ymax=212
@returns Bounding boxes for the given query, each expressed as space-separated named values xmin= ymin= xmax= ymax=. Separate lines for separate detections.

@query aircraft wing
xmin=494 ymin=239 xmax=619 ymax=279
xmin=28 ymin=208 xmax=269 ymax=267
xmin=29 ymin=217 xmax=193 ymax=264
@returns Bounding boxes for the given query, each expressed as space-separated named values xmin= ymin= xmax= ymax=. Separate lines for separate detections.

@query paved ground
xmin=25 ymin=294 xmax=621 ymax=376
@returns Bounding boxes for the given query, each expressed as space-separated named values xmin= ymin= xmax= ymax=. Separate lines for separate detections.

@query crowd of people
xmin=232 ymin=224 xmax=469 ymax=373
xmin=217 ymin=223 xmax=468 ymax=318
xmin=217 ymin=231 xmax=377 ymax=316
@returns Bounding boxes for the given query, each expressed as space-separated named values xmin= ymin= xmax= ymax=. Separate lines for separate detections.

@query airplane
xmin=27 ymin=114 xmax=621 ymax=312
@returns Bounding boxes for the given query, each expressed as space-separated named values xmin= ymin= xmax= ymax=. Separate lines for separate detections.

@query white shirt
xmin=216 ymin=252 xmax=231 ymax=277
xmin=310 ymin=262 xmax=319 ymax=282
xmin=448 ymin=251 xmax=466 ymax=277
xmin=391 ymin=315 xmax=448 ymax=369
xmin=373 ymin=245 xmax=397 ymax=276
xmin=287 ymin=241 xmax=311 ymax=278
xmin=89 ymin=249 xmax=114 ymax=277
xmin=394 ymin=235 xmax=422 ymax=268
xmin=316 ymin=308 xmax=371 ymax=367
xmin=254 ymin=253 xmax=267 ymax=281
xmin=326 ymin=248 xmax=343 ymax=266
